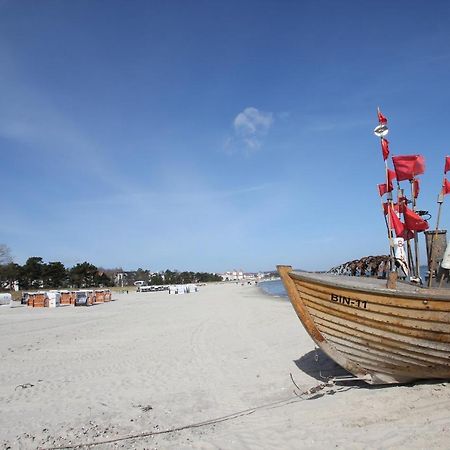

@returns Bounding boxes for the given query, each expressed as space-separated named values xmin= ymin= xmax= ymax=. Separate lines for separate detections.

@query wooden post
xmin=428 ymin=192 xmax=444 ymax=287
xmin=387 ymin=271 xmax=398 ymax=289
xmin=398 ymin=188 xmax=414 ymax=277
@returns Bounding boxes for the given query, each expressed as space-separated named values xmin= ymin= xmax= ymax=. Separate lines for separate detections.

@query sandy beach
xmin=1 ymin=282 xmax=450 ymax=449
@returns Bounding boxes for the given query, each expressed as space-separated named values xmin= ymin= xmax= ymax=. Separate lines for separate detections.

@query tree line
xmin=0 ymin=256 xmax=114 ymax=290
xmin=148 ymin=269 xmax=221 ymax=285
xmin=0 ymin=245 xmax=222 ymax=291
xmin=109 ymin=268 xmax=221 ymax=286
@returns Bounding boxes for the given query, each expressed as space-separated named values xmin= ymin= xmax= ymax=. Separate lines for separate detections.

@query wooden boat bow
xmin=277 ymin=265 xmax=450 ymax=384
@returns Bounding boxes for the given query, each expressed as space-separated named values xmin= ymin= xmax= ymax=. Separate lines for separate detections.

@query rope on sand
xmin=44 ymin=378 xmax=347 ymax=449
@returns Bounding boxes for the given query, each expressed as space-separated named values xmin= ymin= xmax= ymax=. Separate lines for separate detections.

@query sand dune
xmin=1 ymin=283 xmax=449 ymax=449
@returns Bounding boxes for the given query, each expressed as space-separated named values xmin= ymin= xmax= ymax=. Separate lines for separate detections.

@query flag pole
xmin=376 ymin=107 xmax=397 ymax=287
xmin=398 ymin=186 xmax=415 ymax=277
xmin=383 ymin=143 xmax=396 ymax=265
xmin=379 ymin=183 xmax=395 ymax=255
xmin=410 ymin=178 xmax=421 ymax=280
xmin=397 ymin=185 xmax=415 ymax=276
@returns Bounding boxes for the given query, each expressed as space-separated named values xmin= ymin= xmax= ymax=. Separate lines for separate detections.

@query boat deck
xmin=290 ymin=271 xmax=450 ymax=300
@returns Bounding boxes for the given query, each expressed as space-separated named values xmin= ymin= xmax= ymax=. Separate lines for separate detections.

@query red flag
xmin=388 ymin=205 xmax=405 ymax=237
xmin=443 ymin=178 xmax=450 ymax=195
xmin=384 ymin=200 xmax=412 ymax=239
xmin=413 ymin=178 xmax=420 ymax=198
xmin=403 ymin=206 xmax=429 ymax=232
xmin=377 ymin=169 xmax=396 ymax=196
xmin=388 ymin=168 xmax=396 ymax=184
xmin=381 ymin=138 xmax=389 ymax=160
xmin=383 ymin=202 xmax=401 ymax=215
xmin=392 ymin=155 xmax=425 ymax=181
xmin=402 ymin=229 xmax=415 ymax=241
xmin=397 ymin=197 xmax=407 ymax=214
xmin=445 ymin=156 xmax=450 ymax=174
xmin=378 ymin=183 xmax=389 ymax=196
xmin=377 ymin=108 xmax=388 ymax=124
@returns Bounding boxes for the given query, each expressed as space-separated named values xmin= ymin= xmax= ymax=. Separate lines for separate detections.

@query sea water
xmin=258 ymin=279 xmax=287 ymax=298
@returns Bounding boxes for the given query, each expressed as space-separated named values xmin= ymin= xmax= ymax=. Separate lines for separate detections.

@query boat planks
xmin=278 ymin=265 xmax=450 ymax=384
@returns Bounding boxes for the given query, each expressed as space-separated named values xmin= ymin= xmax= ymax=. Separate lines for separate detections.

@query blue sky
xmin=1 ymin=0 xmax=450 ymax=272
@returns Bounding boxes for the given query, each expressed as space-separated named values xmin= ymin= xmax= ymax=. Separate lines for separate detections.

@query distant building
xmin=113 ymin=270 xmax=152 ymax=287
xmin=221 ymin=270 xmax=244 ymax=281
xmin=114 ymin=272 xmax=125 ymax=287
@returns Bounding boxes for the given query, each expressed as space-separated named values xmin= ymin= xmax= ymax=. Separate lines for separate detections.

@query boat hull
xmin=278 ymin=265 xmax=450 ymax=384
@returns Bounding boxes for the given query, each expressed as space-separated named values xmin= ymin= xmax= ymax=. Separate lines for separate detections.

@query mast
xmin=410 ymin=179 xmax=420 ymax=280
xmin=398 ymin=187 xmax=415 ymax=276
xmin=374 ymin=108 xmax=397 ymax=288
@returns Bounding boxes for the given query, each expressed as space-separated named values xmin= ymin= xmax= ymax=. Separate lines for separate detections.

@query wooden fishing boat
xmin=277 ymin=110 xmax=450 ymax=384
xmin=278 ymin=265 xmax=450 ymax=384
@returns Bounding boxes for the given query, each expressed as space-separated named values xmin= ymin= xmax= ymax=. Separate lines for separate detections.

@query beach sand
xmin=1 ymin=283 xmax=450 ymax=449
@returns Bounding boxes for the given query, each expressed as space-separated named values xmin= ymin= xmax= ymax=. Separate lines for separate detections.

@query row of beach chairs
xmin=22 ymin=289 xmax=112 ymax=308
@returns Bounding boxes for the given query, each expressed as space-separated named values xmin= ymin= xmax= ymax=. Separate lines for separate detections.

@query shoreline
xmin=257 ymin=278 xmax=288 ymax=299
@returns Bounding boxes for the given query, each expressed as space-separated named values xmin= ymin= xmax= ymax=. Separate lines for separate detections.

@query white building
xmin=221 ymin=270 xmax=244 ymax=281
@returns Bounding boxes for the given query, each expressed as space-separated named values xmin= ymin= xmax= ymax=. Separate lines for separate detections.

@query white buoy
xmin=374 ymin=124 xmax=389 ymax=137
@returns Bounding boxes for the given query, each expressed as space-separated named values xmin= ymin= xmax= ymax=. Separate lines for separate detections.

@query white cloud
xmin=234 ymin=107 xmax=273 ymax=135
xmin=227 ymin=107 xmax=274 ymax=154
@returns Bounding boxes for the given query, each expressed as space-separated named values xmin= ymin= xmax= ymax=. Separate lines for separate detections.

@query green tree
xmin=149 ymin=272 xmax=164 ymax=285
xmin=43 ymin=262 xmax=67 ymax=288
xmin=69 ymin=262 xmax=99 ymax=288
xmin=135 ymin=268 xmax=149 ymax=283
xmin=195 ymin=272 xmax=222 ymax=282
xmin=179 ymin=271 xmax=195 ymax=283
xmin=0 ymin=262 xmax=20 ymax=291
xmin=163 ymin=269 xmax=174 ymax=284
xmin=96 ymin=272 xmax=114 ymax=287
xmin=21 ymin=257 xmax=45 ymax=289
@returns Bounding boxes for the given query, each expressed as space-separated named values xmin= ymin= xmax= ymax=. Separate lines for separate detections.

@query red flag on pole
xmin=388 ymin=168 xmax=396 ymax=184
xmin=378 ymin=184 xmax=386 ymax=196
xmin=377 ymin=169 xmax=396 ymax=196
xmin=381 ymin=138 xmax=389 ymax=160
xmin=388 ymin=205 xmax=405 ymax=237
xmin=445 ymin=156 xmax=450 ymax=174
xmin=403 ymin=206 xmax=429 ymax=232
xmin=377 ymin=108 xmax=388 ymax=124
xmin=383 ymin=202 xmax=402 ymax=215
xmin=378 ymin=184 xmax=390 ymax=196
xmin=443 ymin=178 xmax=450 ymax=195
xmin=402 ymin=229 xmax=415 ymax=241
xmin=397 ymin=197 xmax=407 ymax=214
xmin=392 ymin=155 xmax=425 ymax=181
xmin=413 ymin=178 xmax=420 ymax=198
